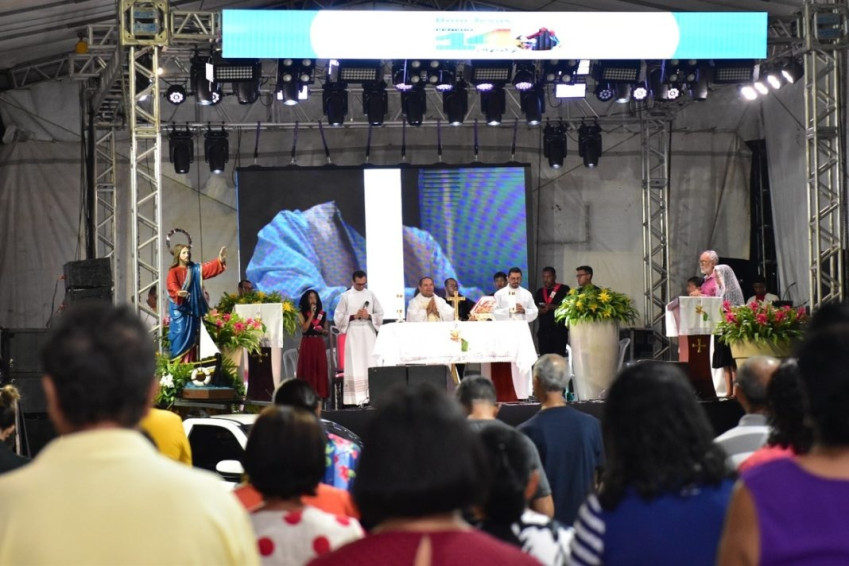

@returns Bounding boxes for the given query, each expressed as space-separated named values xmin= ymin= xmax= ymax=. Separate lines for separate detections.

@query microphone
xmin=315 ymin=312 xmax=323 ymax=322
xmin=363 ymin=301 xmax=370 ymax=309
xmin=783 ymin=282 xmax=797 ymax=302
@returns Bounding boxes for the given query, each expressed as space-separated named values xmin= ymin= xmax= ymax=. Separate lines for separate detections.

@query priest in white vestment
xmin=407 ymin=277 xmax=455 ymax=322
xmin=493 ymin=268 xmax=539 ymax=323
xmin=333 ymin=271 xmax=383 ymax=405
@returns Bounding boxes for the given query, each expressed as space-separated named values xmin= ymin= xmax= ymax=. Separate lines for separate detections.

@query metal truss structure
xmin=803 ymin=0 xmax=847 ymax=309
xmin=640 ymin=116 xmax=671 ymax=360
xmin=94 ymin=128 xmax=118 ymax=287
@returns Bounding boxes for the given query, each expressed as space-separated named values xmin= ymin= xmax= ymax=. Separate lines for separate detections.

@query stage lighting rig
xmin=169 ymin=128 xmax=193 ymax=174
xmin=165 ymin=84 xmax=187 ymax=105
xmin=542 ymin=60 xmax=582 ymax=84
xmin=402 ymin=84 xmax=427 ymax=126
xmin=428 ymin=61 xmax=456 ymax=91
xmin=335 ymin=60 xmax=383 ymax=83
xmin=594 ymin=82 xmax=615 ymax=102
xmin=469 ymin=61 xmax=512 ymax=92
xmin=578 ymin=121 xmax=602 ymax=168
xmin=520 ymin=85 xmax=545 ymax=125
xmin=204 ymin=127 xmax=229 ymax=174
xmin=513 ymin=62 xmax=536 ymax=91
xmin=276 ymin=59 xmax=315 ymax=105
xmin=363 ymin=81 xmax=388 ymax=126
xmin=443 ymin=81 xmax=468 ymax=126
xmin=543 ymin=121 xmax=567 ymax=169
xmin=480 ymin=86 xmax=506 ymax=126
xmin=594 ymin=60 xmax=641 ymax=84
xmin=712 ymin=60 xmax=756 ymax=83
xmin=322 ymin=82 xmax=348 ymax=126
xmin=191 ymin=55 xmax=222 ymax=106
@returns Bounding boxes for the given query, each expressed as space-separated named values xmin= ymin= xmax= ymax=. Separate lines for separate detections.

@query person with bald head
xmin=518 ymin=354 xmax=604 ymax=525
xmin=406 ymin=277 xmax=454 ymax=322
xmin=714 ymin=355 xmax=780 ymax=469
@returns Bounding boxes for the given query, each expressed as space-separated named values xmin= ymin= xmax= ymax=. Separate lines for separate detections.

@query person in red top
xmin=166 ymin=244 xmax=226 ymax=360
xmin=309 ymin=385 xmax=539 ymax=566
xmin=297 ymin=290 xmax=329 ymax=399
xmin=534 ymin=266 xmax=570 ymax=356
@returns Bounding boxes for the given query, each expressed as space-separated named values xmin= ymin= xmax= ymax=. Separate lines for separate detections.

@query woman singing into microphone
xmin=297 ymin=289 xmax=329 ymax=399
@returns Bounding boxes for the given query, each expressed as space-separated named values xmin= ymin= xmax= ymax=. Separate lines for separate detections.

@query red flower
xmin=234 ymin=322 xmax=244 ymax=332
xmin=725 ymin=313 xmax=737 ymax=323
xmin=216 ymin=320 xmax=224 ymax=327
xmin=723 ymin=300 xmax=732 ymax=312
xmin=774 ymin=309 xmax=786 ymax=322
xmin=756 ymin=313 xmax=768 ymax=325
xmin=797 ymin=307 xmax=806 ymax=317
xmin=223 ymin=313 xmax=231 ymax=322
xmin=749 ymin=301 xmax=760 ymax=311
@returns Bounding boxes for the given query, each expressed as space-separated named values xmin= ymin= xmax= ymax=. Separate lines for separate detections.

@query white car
xmin=182 ymin=413 xmax=362 ymax=483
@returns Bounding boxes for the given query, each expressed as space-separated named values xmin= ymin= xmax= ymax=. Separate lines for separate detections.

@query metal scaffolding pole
xmin=803 ymin=1 xmax=847 ymax=310
xmin=94 ymin=127 xmax=118 ymax=290
xmin=640 ymin=116 xmax=672 ymax=359
xmin=122 ymin=0 xmax=167 ymax=335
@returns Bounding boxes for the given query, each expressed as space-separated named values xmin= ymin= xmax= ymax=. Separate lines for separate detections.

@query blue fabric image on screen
xmin=417 ymin=167 xmax=528 ymax=299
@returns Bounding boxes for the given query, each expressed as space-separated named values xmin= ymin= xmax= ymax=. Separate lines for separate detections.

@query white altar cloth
xmin=371 ymin=321 xmax=538 ymax=398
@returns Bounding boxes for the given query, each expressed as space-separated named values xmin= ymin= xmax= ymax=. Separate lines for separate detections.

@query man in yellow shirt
xmin=0 ymin=303 xmax=259 ymax=565
xmin=139 ymin=407 xmax=192 ymax=465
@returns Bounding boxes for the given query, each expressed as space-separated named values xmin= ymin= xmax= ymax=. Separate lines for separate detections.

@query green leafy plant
xmin=554 ymin=287 xmax=638 ymax=325
xmin=716 ymin=301 xmax=807 ymax=345
xmin=203 ymin=310 xmax=266 ymax=355
xmin=215 ymin=290 xmax=299 ymax=336
xmin=154 ymin=354 xmax=246 ymax=408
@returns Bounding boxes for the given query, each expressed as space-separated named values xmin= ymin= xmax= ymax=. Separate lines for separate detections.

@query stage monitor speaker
xmin=65 ymin=287 xmax=113 ymax=304
xmin=63 ymin=258 xmax=112 ymax=290
xmin=367 ymin=366 xmax=407 ymax=405
xmin=1 ymin=328 xmax=49 ymax=375
xmin=407 ymin=365 xmax=450 ymax=390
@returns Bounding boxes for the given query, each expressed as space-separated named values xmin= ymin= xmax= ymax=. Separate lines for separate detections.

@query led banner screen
xmin=237 ymin=165 xmax=530 ymax=319
xmin=223 ymin=10 xmax=767 ymax=60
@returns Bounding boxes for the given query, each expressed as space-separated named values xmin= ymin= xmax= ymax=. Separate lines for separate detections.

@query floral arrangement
xmin=203 ymin=310 xmax=266 ymax=355
xmin=215 ymin=290 xmax=299 ymax=336
xmin=716 ymin=301 xmax=807 ymax=345
xmin=154 ymin=355 xmax=246 ymax=408
xmin=554 ymin=287 xmax=638 ymax=325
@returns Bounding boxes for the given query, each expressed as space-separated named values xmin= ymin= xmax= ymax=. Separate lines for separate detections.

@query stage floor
xmin=323 ymin=398 xmax=744 ymax=444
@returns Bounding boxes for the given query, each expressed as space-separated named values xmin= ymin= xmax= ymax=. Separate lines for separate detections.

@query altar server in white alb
xmin=494 ymin=267 xmax=539 ymax=323
xmin=407 ymin=276 xmax=455 ymax=322
xmin=334 ymin=270 xmax=383 ymax=405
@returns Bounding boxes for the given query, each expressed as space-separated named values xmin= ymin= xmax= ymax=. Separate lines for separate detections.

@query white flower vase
xmin=569 ymin=320 xmax=620 ymax=400
xmin=223 ymin=347 xmax=246 ymax=383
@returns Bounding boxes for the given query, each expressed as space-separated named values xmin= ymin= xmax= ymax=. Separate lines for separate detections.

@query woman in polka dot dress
xmin=243 ymin=406 xmax=364 ymax=565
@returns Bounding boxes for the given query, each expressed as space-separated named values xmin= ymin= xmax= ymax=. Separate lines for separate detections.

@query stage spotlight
xmin=554 ymin=80 xmax=587 ymax=99
xmin=362 ymin=81 xmax=388 ymax=126
xmin=322 ymin=83 xmax=348 ymax=126
xmin=211 ymin=58 xmax=261 ymax=83
xmin=168 ymin=129 xmax=193 ymax=174
xmin=234 ymin=81 xmax=259 ymax=104
xmin=165 ymin=84 xmax=186 ymax=105
xmin=443 ymin=82 xmax=468 ymax=126
xmin=191 ymin=56 xmax=222 ymax=106
xmin=712 ymin=60 xmax=756 ymax=83
xmin=520 ymin=86 xmax=544 ymax=125
xmin=781 ymin=59 xmax=804 ymax=84
xmin=402 ymin=85 xmax=427 ymax=126
xmin=666 ymin=84 xmax=681 ymax=100
xmin=480 ymin=87 xmax=506 ymax=126
xmin=595 ymin=82 xmax=615 ymax=102
xmin=277 ymin=81 xmax=299 ymax=105
xmin=542 ymin=60 xmax=580 ymax=84
xmin=578 ymin=122 xmax=602 ymax=168
xmin=470 ymin=61 xmax=512 ymax=92
xmin=753 ymin=80 xmax=769 ymax=95
xmin=336 ymin=60 xmax=382 ymax=83
xmin=543 ymin=122 xmax=567 ymax=168
xmin=594 ymin=60 xmax=642 ymax=83
xmin=740 ymin=85 xmax=758 ymax=101
xmin=632 ymin=82 xmax=648 ymax=101
xmin=513 ymin=63 xmax=536 ymax=91
xmin=204 ymin=127 xmax=228 ymax=174
xmin=428 ymin=61 xmax=456 ymax=91
xmin=765 ymin=69 xmax=784 ymax=90
xmin=614 ymin=83 xmax=631 ymax=103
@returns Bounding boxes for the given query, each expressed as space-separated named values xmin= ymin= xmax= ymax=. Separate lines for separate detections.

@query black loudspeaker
xmin=1 ymin=328 xmax=49 ymax=375
xmin=620 ymin=328 xmax=655 ymax=361
xmin=407 ymin=365 xmax=450 ymax=389
xmin=367 ymin=366 xmax=407 ymax=404
xmin=63 ymin=258 xmax=112 ymax=290
xmin=65 ymin=287 xmax=113 ymax=304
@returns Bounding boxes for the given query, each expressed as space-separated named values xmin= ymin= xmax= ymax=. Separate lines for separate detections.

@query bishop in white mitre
xmin=407 ymin=277 xmax=455 ymax=322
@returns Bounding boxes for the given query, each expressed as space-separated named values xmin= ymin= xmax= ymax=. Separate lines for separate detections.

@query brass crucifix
xmin=446 ymin=291 xmax=466 ymax=321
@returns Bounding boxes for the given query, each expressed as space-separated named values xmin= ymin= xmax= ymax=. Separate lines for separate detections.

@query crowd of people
xmin=5 ymin=250 xmax=849 ymax=564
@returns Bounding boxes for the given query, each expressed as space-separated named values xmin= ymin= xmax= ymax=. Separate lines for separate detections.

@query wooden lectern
xmin=666 ymin=297 xmax=723 ymax=399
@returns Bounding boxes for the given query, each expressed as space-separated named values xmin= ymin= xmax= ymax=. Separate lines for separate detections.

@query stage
xmin=323 ymin=398 xmax=745 ymax=444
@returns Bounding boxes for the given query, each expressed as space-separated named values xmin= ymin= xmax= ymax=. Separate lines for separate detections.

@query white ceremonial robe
xmin=334 ymin=288 xmax=384 ymax=405
xmin=406 ymin=293 xmax=455 ymax=322
xmin=493 ymin=286 xmax=539 ymax=323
